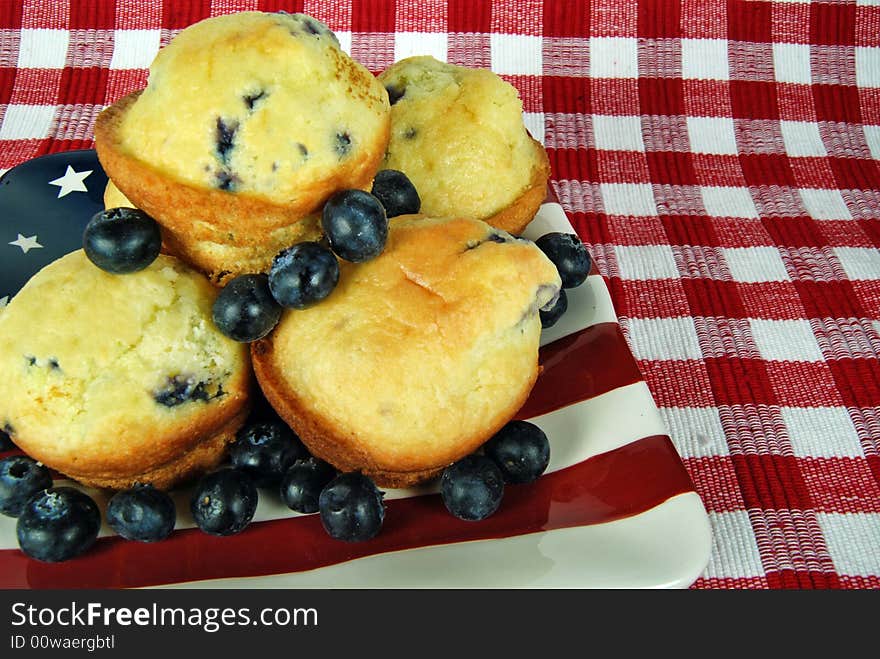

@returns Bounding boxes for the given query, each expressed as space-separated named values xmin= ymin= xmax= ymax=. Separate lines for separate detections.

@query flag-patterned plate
xmin=0 ymin=150 xmax=711 ymax=589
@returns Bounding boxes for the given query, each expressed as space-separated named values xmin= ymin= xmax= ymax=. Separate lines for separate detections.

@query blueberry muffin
xmin=0 ymin=251 xmax=251 ymax=490
xmin=95 ymin=12 xmax=391 ymax=284
xmin=252 ymin=216 xmax=561 ymax=487
xmin=378 ymin=56 xmax=550 ymax=235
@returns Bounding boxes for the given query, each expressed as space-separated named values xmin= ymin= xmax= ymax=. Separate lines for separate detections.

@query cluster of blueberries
xmin=212 ymin=169 xmax=422 ymax=344
xmin=6 ymin=169 xmax=595 ymax=562
xmin=0 ymin=404 xmax=553 ymax=561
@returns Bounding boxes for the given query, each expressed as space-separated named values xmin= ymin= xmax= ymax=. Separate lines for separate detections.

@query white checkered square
xmin=600 ymin=183 xmax=657 ymax=216
xmin=703 ymin=511 xmax=765 ymax=580
xmin=589 ymin=37 xmax=638 ymax=78
xmin=490 ymin=34 xmax=541 ymax=75
xmin=17 ymin=28 xmax=69 ymax=69
xmin=780 ymin=120 xmax=827 ymax=157
xmin=799 ymin=188 xmax=852 ymax=220
xmin=701 ymin=186 xmax=759 ymax=219
xmin=681 ymin=38 xmax=730 ymax=80
xmin=723 ymin=247 xmax=791 ymax=283
xmin=781 ymin=407 xmax=863 ymax=458
xmin=749 ymin=318 xmax=824 ymax=362
xmin=614 ymin=245 xmax=679 ymax=280
xmin=0 ymin=104 xmax=56 ymax=140
xmin=523 ymin=112 xmax=545 ymax=144
xmin=687 ymin=116 xmax=738 ymax=155
xmin=818 ymin=512 xmax=880 ymax=576
xmin=660 ymin=406 xmax=729 ymax=458
xmin=335 ymin=31 xmax=353 ymax=54
xmin=834 ymin=247 xmax=880 ymax=281
xmin=395 ymin=32 xmax=448 ymax=63
xmin=592 ymin=115 xmax=645 ymax=151
xmin=856 ymin=47 xmax=880 ymax=88
xmin=109 ymin=29 xmax=161 ymax=69
xmin=772 ymin=43 xmax=812 ymax=84
xmin=627 ymin=317 xmax=703 ymax=361
xmin=865 ymin=125 xmax=880 ymax=160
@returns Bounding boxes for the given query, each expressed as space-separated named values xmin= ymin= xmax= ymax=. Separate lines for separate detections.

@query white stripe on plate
xmin=159 ymin=492 xmax=710 ymax=589
xmin=0 ymin=380 xmax=663 ymax=550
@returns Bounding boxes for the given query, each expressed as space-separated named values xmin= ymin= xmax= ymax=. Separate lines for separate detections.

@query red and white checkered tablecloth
xmin=0 ymin=0 xmax=878 ymax=589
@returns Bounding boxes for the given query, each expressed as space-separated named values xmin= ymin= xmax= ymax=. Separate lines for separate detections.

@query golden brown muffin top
xmin=262 ymin=216 xmax=561 ymax=471
xmin=116 ymin=12 xmax=390 ymax=204
xmin=0 ymin=251 xmax=249 ymax=472
xmin=379 ymin=56 xmax=543 ymax=222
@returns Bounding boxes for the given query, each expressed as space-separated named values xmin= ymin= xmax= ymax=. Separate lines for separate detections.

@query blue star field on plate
xmin=0 ymin=150 xmax=108 ymax=305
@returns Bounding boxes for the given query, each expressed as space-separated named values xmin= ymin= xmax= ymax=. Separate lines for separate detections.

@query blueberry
xmin=385 ymin=84 xmax=405 ymax=105
xmin=484 ymin=421 xmax=550 ymax=484
xmin=371 ymin=170 xmax=421 ymax=218
xmin=539 ymin=288 xmax=568 ymax=329
xmin=16 ymin=487 xmax=101 ymax=562
xmin=212 ymin=273 xmax=282 ymax=342
xmin=318 ymin=473 xmax=385 ymax=542
xmin=106 ymin=484 xmax=176 ymax=542
xmin=0 ymin=456 xmax=52 ymax=517
xmin=190 ymin=469 xmax=258 ymax=536
xmin=268 ymin=242 xmax=340 ymax=309
xmin=0 ymin=427 xmax=14 ymax=452
xmin=82 ymin=207 xmax=162 ymax=274
xmin=321 ymin=190 xmax=388 ymax=262
xmin=535 ymin=232 xmax=591 ymax=289
xmin=440 ymin=455 xmax=504 ymax=521
xmin=229 ymin=421 xmax=307 ymax=488
xmin=280 ymin=457 xmax=336 ymax=514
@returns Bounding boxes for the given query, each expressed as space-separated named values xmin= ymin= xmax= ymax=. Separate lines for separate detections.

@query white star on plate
xmin=9 ymin=234 xmax=42 ymax=253
xmin=0 ymin=296 xmax=7 ymax=308
xmin=48 ymin=165 xmax=93 ymax=198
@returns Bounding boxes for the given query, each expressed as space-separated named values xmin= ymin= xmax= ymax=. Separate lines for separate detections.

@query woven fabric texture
xmin=0 ymin=0 xmax=878 ymax=589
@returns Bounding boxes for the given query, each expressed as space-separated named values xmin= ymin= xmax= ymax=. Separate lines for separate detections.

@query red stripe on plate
xmin=519 ymin=322 xmax=644 ymax=419
xmin=0 ymin=435 xmax=695 ymax=589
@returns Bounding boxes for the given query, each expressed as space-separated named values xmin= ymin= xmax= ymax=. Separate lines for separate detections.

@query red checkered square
xmin=105 ymin=68 xmax=148 ymax=103
xmin=728 ymin=0 xmax=773 ymax=44
xmin=56 ymin=67 xmax=109 ymax=105
xmin=637 ymin=0 xmax=680 ymax=39
xmin=776 ymin=82 xmax=818 ymax=122
xmin=737 ymin=282 xmax=805 ymax=320
xmin=21 ymin=0 xmax=68 ymax=29
xmin=810 ymin=1 xmax=857 ymax=47
xmin=115 ymin=0 xmax=164 ymax=30
xmin=683 ymin=80 xmax=732 ymax=117
xmin=590 ymin=2 xmax=638 ymax=37
xmin=542 ymin=1 xmax=589 ymax=38
xmin=161 ymin=0 xmax=211 ymax=29
xmin=69 ymin=1 xmax=116 ymax=30
xmin=856 ymin=5 xmax=880 ymax=47
xmin=447 ymin=0 xmax=490 ymax=34
xmin=772 ymin=0 xmax=811 ymax=45
xmin=490 ymin=0 xmax=542 ymax=36
xmin=681 ymin=0 xmax=727 ymax=39
xmin=395 ymin=0 xmax=446 ymax=32
xmin=6 ymin=68 xmax=62 ymax=105
xmin=304 ymin=0 xmax=350 ymax=31
xmin=639 ymin=77 xmax=685 ymax=116
xmin=730 ymin=80 xmax=780 ymax=120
